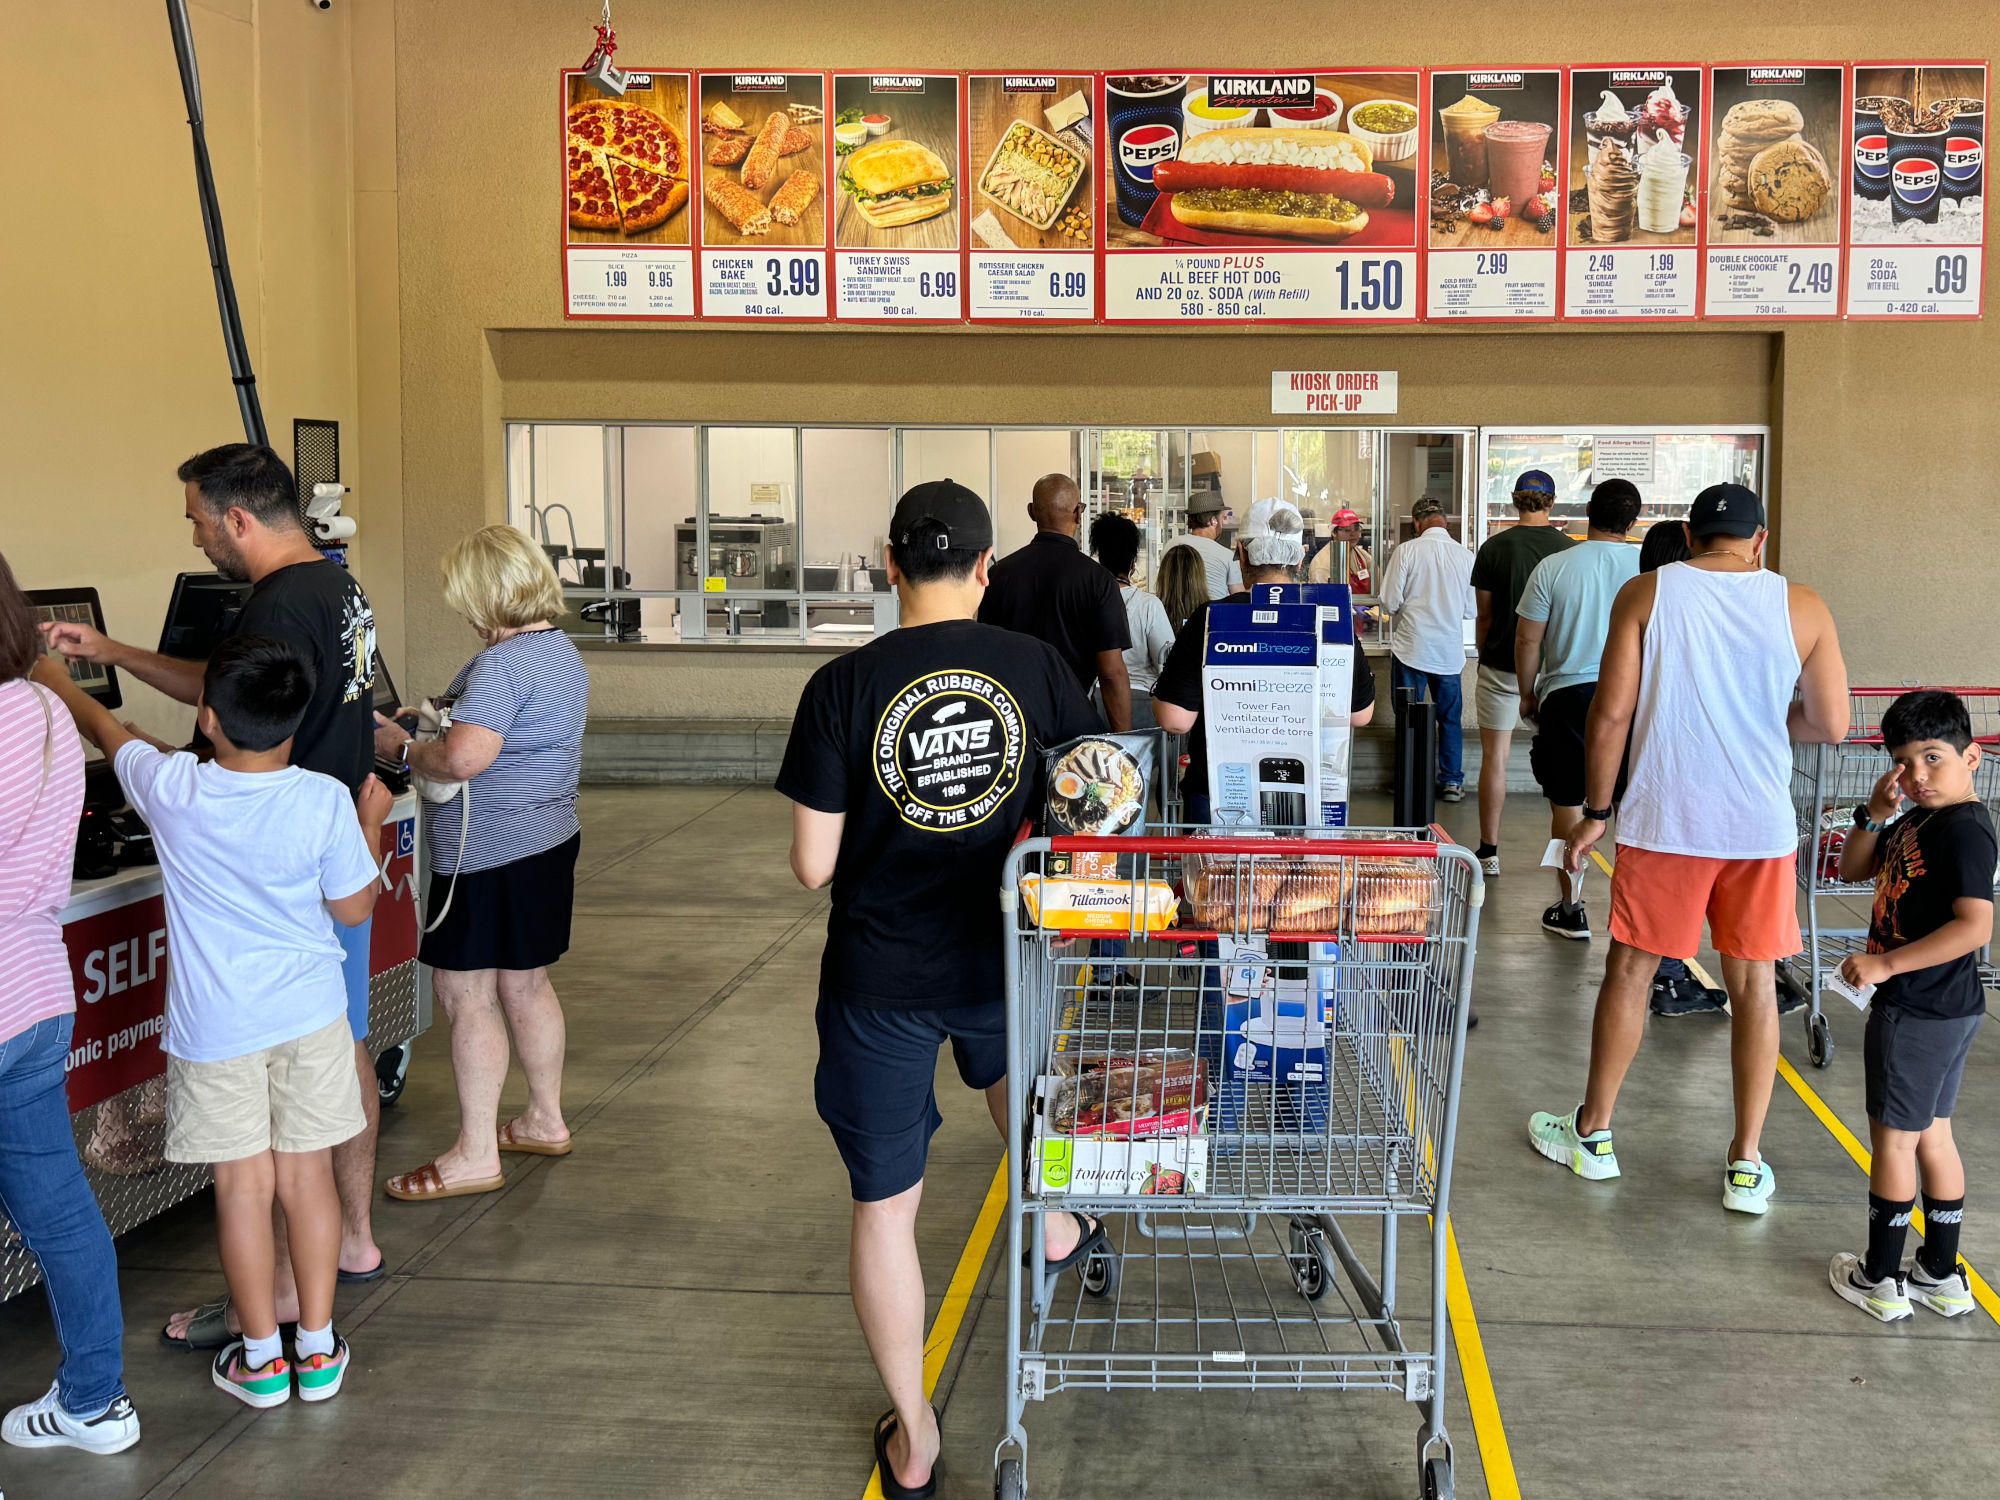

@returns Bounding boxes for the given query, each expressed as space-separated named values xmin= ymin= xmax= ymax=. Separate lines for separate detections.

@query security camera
xmin=311 ymin=0 xmax=331 ymax=10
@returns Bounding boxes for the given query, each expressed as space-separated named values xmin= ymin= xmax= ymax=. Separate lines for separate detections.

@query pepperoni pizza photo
xmin=564 ymin=73 xmax=691 ymax=244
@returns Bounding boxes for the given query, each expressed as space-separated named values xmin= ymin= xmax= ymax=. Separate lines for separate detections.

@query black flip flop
xmin=337 ymin=1260 xmax=386 ymax=1285
xmin=872 ymin=1407 xmax=939 ymax=1500
xmin=1022 ymin=1211 xmax=1108 ymax=1273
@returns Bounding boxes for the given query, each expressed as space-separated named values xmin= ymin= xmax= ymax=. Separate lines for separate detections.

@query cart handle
xmin=1046 ymin=835 xmax=1441 ymax=858
xmin=1848 ymin=686 xmax=2000 ymax=695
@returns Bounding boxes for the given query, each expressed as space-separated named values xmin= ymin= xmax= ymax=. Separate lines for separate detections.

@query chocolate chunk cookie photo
xmin=1706 ymin=66 xmax=1844 ymax=245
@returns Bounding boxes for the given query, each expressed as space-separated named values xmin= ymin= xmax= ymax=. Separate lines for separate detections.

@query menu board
xmin=1427 ymin=69 xmax=1563 ymax=319
xmin=694 ymin=72 xmax=831 ymax=320
xmin=1100 ymin=71 xmax=1423 ymax=323
xmin=1846 ymin=64 xmax=1986 ymax=319
xmin=1703 ymin=67 xmax=1845 ymax=317
xmin=1564 ymin=67 xmax=1702 ymax=318
xmin=965 ymin=74 xmax=1098 ymax=320
xmin=561 ymin=71 xmax=696 ymax=319
xmin=831 ymin=74 xmax=964 ymax=320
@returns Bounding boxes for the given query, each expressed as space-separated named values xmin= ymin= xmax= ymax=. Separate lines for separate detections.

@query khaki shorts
xmin=1475 ymin=664 xmax=1522 ymax=732
xmin=165 ymin=1017 xmax=365 ymax=1164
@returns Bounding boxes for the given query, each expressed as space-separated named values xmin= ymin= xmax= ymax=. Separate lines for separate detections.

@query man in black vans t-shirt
xmin=778 ymin=480 xmax=1099 ymax=1498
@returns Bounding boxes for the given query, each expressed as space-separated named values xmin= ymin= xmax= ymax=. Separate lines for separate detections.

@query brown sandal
xmin=498 ymin=1119 xmax=573 ymax=1157
xmin=384 ymin=1161 xmax=505 ymax=1201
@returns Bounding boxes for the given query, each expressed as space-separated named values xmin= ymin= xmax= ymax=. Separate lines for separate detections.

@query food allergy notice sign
xmin=1272 ymin=370 xmax=1398 ymax=415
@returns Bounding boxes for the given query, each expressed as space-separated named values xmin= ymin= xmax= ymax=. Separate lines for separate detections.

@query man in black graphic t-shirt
xmin=778 ymin=480 xmax=1100 ymax=1497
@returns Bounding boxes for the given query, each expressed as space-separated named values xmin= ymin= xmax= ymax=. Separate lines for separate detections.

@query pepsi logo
xmin=1118 ymin=123 xmax=1181 ymax=181
xmin=1854 ymin=133 xmax=1890 ymax=180
xmin=1893 ymin=159 xmax=1940 ymax=208
xmin=1945 ymin=137 xmax=1983 ymax=181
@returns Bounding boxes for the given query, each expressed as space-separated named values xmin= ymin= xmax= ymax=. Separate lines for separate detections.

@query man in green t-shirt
xmin=1467 ymin=470 xmax=1574 ymax=876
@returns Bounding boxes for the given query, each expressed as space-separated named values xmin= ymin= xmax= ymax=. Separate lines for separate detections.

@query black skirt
xmin=419 ymin=832 xmax=580 ymax=973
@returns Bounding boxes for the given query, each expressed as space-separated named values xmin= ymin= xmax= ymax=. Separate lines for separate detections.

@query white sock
xmin=243 ymin=1330 xmax=284 ymax=1370
xmin=295 ymin=1321 xmax=336 ymax=1360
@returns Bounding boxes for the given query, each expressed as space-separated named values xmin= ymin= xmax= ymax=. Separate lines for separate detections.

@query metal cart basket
xmin=1783 ymin=688 xmax=2000 ymax=1068
xmin=996 ymin=828 xmax=1483 ymax=1500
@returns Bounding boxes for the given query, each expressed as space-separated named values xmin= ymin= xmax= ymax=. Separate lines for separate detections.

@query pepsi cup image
xmin=1942 ymin=99 xmax=1983 ymax=205
xmin=1108 ymin=74 xmax=1188 ymax=225
xmin=1888 ymin=126 xmax=1947 ymax=224
xmin=1851 ymin=95 xmax=1902 ymax=201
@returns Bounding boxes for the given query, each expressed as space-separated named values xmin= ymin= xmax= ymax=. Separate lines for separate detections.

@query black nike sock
xmin=1865 ymin=1193 xmax=1915 ymax=1282
xmin=1917 ymin=1195 xmax=1966 ymax=1280
xmin=1475 ymin=842 xmax=1497 ymax=859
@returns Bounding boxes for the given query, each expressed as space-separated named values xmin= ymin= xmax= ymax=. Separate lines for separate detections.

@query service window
xmin=1478 ymin=428 xmax=1769 ymax=546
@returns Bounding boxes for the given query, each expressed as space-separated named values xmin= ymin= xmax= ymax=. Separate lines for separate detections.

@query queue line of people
xmin=1 ymin=443 xmax=588 ymax=1453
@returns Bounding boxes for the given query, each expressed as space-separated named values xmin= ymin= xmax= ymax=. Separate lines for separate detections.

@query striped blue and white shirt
xmin=425 ymin=629 xmax=589 ymax=874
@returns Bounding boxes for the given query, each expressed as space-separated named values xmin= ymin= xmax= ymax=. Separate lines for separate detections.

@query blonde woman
xmin=1155 ymin=543 xmax=1210 ymax=638
xmin=374 ymin=527 xmax=589 ymax=1200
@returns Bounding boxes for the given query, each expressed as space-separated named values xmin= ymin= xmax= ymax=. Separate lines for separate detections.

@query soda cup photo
xmin=1851 ymin=95 xmax=1902 ymax=201
xmin=1107 ymin=75 xmax=1188 ymax=226
xmin=1888 ymin=128 xmax=1947 ymax=224
xmin=1942 ymin=99 xmax=1984 ymax=204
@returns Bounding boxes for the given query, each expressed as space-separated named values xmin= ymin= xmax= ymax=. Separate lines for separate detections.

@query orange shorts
xmin=1608 ymin=845 xmax=1802 ymax=962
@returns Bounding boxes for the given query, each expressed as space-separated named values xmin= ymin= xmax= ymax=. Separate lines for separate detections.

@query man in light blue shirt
xmin=1514 ymin=480 xmax=1642 ymax=939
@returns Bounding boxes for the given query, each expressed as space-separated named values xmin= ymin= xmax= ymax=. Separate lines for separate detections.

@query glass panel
xmin=618 ymin=426 xmax=697 ymax=592
xmin=803 ymin=428 xmax=894 ymax=643
xmin=701 ymin=427 xmax=799 ymax=636
xmin=1479 ymin=430 xmax=1767 ymax=545
xmin=512 ymin=424 xmax=610 ymax=590
xmin=900 ymin=429 xmax=992 ymax=500
xmin=1091 ymin=428 xmax=1171 ymax=579
xmin=994 ymin=429 xmax=1078 ymax=560
xmin=1290 ymin=429 xmax=1376 ymax=624
xmin=1377 ymin=432 xmax=1474 ymax=651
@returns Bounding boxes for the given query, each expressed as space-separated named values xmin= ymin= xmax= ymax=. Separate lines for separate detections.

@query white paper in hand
xmin=1825 ymin=970 xmax=1876 ymax=1010
xmin=1540 ymin=838 xmax=1569 ymax=869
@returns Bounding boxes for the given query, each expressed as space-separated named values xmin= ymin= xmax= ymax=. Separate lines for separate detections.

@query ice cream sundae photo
xmin=1568 ymin=69 xmax=1700 ymax=246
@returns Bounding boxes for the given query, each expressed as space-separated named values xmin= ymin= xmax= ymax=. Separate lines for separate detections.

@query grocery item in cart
xmin=1044 ymin=1054 xmax=1208 ymax=1138
xmin=1186 ymin=840 xmax=1355 ymax=932
xmin=1017 ymin=873 xmax=1178 ymax=932
xmin=1350 ymin=857 xmax=1438 ymax=932
xmin=1043 ymin=731 xmax=1153 ymax=878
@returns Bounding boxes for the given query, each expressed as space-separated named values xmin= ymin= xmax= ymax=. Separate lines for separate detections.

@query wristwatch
xmin=1852 ymin=805 xmax=1888 ymax=834
xmin=1581 ymin=804 xmax=1614 ymax=823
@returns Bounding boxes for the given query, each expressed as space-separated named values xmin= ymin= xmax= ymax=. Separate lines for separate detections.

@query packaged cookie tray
xmin=1042 ymin=1054 xmax=1209 ymax=1140
xmin=1184 ymin=852 xmax=1438 ymax=934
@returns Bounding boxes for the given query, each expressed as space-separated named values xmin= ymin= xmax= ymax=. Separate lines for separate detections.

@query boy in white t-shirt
xmin=34 ymin=635 xmax=388 ymax=1409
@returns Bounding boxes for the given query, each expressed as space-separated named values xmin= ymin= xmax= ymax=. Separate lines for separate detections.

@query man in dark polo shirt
xmin=43 ymin=443 xmax=388 ymax=1343
xmin=780 ymin=480 xmax=1106 ymax=1497
xmin=978 ymin=472 xmax=1133 ymax=731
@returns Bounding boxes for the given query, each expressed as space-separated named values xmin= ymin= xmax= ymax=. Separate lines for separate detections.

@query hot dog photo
xmin=1104 ymin=71 xmax=1421 ymax=249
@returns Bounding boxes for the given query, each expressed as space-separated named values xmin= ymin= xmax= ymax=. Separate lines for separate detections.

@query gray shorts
xmin=1864 ymin=1005 xmax=1983 ymax=1133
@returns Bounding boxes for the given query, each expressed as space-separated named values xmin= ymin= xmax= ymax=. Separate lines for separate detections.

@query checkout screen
xmin=33 ymin=601 xmax=112 ymax=696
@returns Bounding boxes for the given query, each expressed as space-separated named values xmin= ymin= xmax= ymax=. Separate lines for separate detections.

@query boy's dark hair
xmin=1090 ymin=513 xmax=1142 ymax=578
xmin=888 ymin=521 xmax=983 ymax=587
xmin=203 ymin=634 xmax=315 ymax=752
xmin=178 ymin=444 xmax=303 ymax=532
xmin=1638 ymin=519 xmax=1691 ymax=574
xmin=1586 ymin=479 xmax=1643 ymax=535
xmin=0 ymin=552 xmax=39 ymax=683
xmin=1882 ymin=689 xmax=1974 ymax=754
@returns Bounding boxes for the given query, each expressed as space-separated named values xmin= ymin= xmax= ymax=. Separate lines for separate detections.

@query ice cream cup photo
xmin=1183 ymin=89 xmax=1259 ymax=137
xmin=1346 ymin=98 xmax=1419 ymax=163
xmin=1267 ymin=87 xmax=1344 ymax=132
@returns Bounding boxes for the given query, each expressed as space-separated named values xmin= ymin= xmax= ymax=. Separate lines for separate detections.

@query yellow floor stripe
xmin=1445 ymin=1217 xmax=1524 ymax=1500
xmin=863 ymin=1160 xmax=1009 ymax=1500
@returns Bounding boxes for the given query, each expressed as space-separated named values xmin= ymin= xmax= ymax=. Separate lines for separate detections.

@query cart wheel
xmin=1422 ymin=1455 xmax=1454 ymax=1500
xmin=996 ymin=1457 xmax=1025 ymax=1500
xmin=1079 ymin=1247 xmax=1119 ymax=1300
xmin=1807 ymin=1011 xmax=1834 ymax=1070
xmin=374 ymin=1044 xmax=409 ymax=1107
xmin=1289 ymin=1224 xmax=1334 ymax=1301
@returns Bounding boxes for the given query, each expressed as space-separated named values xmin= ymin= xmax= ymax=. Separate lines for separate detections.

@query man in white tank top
xmin=1529 ymin=485 xmax=1850 ymax=1216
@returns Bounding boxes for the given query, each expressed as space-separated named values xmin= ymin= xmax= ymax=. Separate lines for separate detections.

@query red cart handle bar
xmin=1046 ymin=835 xmax=1441 ymax=858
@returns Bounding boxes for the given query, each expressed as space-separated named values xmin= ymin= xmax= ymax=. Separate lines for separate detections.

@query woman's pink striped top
xmin=0 ymin=679 xmax=85 ymax=1047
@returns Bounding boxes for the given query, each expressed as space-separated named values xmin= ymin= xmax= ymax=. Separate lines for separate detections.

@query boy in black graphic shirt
xmin=778 ymin=481 xmax=1100 ymax=1499
xmin=1829 ymin=690 xmax=1997 ymax=1322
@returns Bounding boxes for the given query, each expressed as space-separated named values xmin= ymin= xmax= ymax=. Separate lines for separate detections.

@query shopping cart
xmin=996 ymin=828 xmax=1483 ymax=1500
xmin=1782 ymin=688 xmax=2000 ymax=1068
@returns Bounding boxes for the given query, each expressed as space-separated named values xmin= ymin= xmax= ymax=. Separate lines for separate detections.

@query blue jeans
xmin=0 ymin=1014 xmax=126 ymax=1416
xmin=1390 ymin=657 xmax=1465 ymax=789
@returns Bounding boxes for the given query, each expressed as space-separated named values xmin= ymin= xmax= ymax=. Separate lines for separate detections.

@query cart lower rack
xmin=997 ymin=829 xmax=1482 ymax=1500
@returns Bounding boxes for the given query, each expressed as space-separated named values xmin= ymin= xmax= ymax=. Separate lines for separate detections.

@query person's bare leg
xmin=272 ymin=1147 xmax=341 ymax=1335
xmin=985 ymin=1079 xmax=1080 ymax=1261
xmin=1577 ymin=941 xmax=1662 ymax=1135
xmin=1719 ymin=955 xmax=1778 ymax=1164
xmin=852 ymin=1183 xmax=939 ymax=1491
xmin=497 ymin=967 xmax=569 ymax=1145
xmin=1550 ymin=804 xmax=1584 ymax=907
xmin=331 ymin=1042 xmax=382 ymax=1274
xmin=1870 ymin=1121 xmax=1921 ymax=1201
xmin=1478 ymin=727 xmax=1512 ymax=847
xmin=417 ymin=968 xmax=510 ymax=1185
xmin=1914 ymin=1116 xmax=1966 ymax=1200
xmin=212 ymin=1154 xmax=279 ymax=1344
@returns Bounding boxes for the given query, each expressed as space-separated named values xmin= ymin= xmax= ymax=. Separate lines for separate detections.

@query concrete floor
xmin=3 ymin=784 xmax=1997 ymax=1499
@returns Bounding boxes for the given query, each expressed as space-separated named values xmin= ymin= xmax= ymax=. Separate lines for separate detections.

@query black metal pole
xmin=166 ymin=0 xmax=267 ymax=448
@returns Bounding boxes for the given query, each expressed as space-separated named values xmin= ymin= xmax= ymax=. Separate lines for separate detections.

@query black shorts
xmin=419 ymin=832 xmax=579 ymax=973
xmin=1529 ymin=683 xmax=1595 ymax=808
xmin=814 ymin=996 xmax=1007 ymax=1203
xmin=1865 ymin=1005 xmax=1982 ymax=1132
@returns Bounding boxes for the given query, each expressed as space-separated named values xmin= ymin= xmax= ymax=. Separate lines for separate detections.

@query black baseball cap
xmin=1688 ymin=483 xmax=1764 ymax=538
xmin=890 ymin=479 xmax=992 ymax=552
